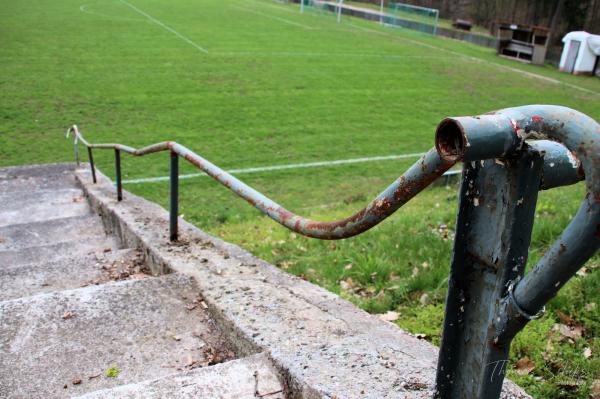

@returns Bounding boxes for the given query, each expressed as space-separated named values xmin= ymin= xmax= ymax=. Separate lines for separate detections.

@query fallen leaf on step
xmin=590 ymin=380 xmax=600 ymax=399
xmin=552 ymin=323 xmax=583 ymax=342
xmin=339 ymin=277 xmax=355 ymax=291
xmin=103 ymin=248 xmax=112 ymax=253
xmin=557 ymin=380 xmax=579 ymax=391
xmin=72 ymin=379 xmax=81 ymax=385
xmin=515 ymin=357 xmax=535 ymax=375
xmin=62 ymin=312 xmax=75 ymax=320
xmin=378 ymin=311 xmax=399 ymax=322
xmin=88 ymin=373 xmax=101 ymax=380
xmin=556 ymin=310 xmax=574 ymax=326
xmin=585 ymin=302 xmax=597 ymax=311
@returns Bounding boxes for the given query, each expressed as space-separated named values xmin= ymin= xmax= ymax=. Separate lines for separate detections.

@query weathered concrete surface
xmin=0 ymin=188 xmax=91 ymax=227
xmin=0 ymin=273 xmax=237 ymax=398
xmin=76 ymin=352 xmax=284 ymax=399
xmin=0 ymin=248 xmax=143 ymax=301
xmin=0 ymin=163 xmax=78 ymax=194
xmin=77 ymin=167 xmax=532 ymax=399
xmin=0 ymin=215 xmax=109 ymax=252
xmin=0 ymin=235 xmax=119 ymax=267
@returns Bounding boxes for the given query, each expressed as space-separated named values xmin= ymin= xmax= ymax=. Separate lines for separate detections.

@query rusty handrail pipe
xmin=435 ymin=104 xmax=600 ymax=318
xmin=67 ymin=125 xmax=455 ymax=239
xmin=434 ymin=104 xmax=599 ymax=398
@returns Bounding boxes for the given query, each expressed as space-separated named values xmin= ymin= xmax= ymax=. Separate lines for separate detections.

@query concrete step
xmin=0 ymin=215 xmax=107 ymax=252
xmin=75 ymin=353 xmax=284 ymax=399
xmin=0 ymin=234 xmax=119 ymax=268
xmin=0 ymin=188 xmax=92 ymax=228
xmin=0 ymin=163 xmax=77 ymax=179
xmin=0 ymin=273 xmax=237 ymax=399
xmin=0 ymin=163 xmax=78 ymax=195
xmin=0 ymin=248 xmax=147 ymax=301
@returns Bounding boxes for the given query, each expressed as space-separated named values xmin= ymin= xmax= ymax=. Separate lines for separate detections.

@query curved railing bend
xmin=67 ymin=125 xmax=455 ymax=240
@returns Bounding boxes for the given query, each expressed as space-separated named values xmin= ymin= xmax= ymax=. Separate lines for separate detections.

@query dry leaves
xmin=62 ymin=311 xmax=75 ymax=320
xmin=339 ymin=277 xmax=355 ymax=291
xmin=585 ymin=302 xmax=597 ymax=311
xmin=515 ymin=357 xmax=535 ymax=375
xmin=378 ymin=311 xmax=399 ymax=322
xmin=552 ymin=323 xmax=583 ymax=343
xmin=590 ymin=380 xmax=600 ymax=399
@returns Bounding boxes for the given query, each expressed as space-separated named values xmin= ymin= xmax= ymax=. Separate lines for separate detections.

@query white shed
xmin=559 ymin=31 xmax=600 ymax=76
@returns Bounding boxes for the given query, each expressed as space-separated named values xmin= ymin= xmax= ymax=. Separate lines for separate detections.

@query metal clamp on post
xmin=434 ymin=105 xmax=599 ymax=399
xmin=507 ymin=281 xmax=545 ymax=321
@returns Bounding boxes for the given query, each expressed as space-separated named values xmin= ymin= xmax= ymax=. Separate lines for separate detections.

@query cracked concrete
xmin=0 ymin=163 xmax=284 ymax=398
xmin=77 ymin=166 xmax=531 ymax=399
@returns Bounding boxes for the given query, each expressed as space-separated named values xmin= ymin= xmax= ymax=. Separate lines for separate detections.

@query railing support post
xmin=170 ymin=151 xmax=179 ymax=241
xmin=115 ymin=149 xmax=122 ymax=201
xmin=87 ymin=147 xmax=97 ymax=184
xmin=435 ymin=147 xmax=544 ymax=398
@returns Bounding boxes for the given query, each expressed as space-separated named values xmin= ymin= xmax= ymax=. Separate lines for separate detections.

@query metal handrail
xmin=67 ymin=104 xmax=599 ymax=398
xmin=67 ymin=125 xmax=455 ymax=240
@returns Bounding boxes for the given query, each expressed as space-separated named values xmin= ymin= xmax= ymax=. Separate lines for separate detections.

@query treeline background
xmin=369 ymin=0 xmax=599 ymax=44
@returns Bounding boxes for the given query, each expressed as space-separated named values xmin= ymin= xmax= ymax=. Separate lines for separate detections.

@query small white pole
xmin=379 ymin=0 xmax=384 ymax=25
xmin=337 ymin=0 xmax=342 ymax=23
xmin=300 ymin=0 xmax=304 ymax=13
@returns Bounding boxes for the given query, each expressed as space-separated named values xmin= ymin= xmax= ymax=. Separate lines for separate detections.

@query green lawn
xmin=1 ymin=0 xmax=598 ymax=397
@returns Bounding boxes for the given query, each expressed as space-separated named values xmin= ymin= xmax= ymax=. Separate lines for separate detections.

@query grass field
xmin=1 ymin=0 xmax=599 ymax=397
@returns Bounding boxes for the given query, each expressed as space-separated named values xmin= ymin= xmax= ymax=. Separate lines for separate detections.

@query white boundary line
xmin=123 ymin=152 xmax=426 ymax=184
xmin=251 ymin=0 xmax=596 ymax=96
xmin=80 ymin=4 xmax=145 ymax=22
xmin=343 ymin=14 xmax=598 ymax=96
xmin=213 ymin=50 xmax=454 ymax=59
xmin=230 ymin=6 xmax=314 ymax=29
xmin=118 ymin=0 xmax=209 ymax=54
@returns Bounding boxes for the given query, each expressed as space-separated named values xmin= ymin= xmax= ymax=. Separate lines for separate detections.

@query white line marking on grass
xmin=122 ymin=152 xmax=426 ymax=184
xmin=231 ymin=6 xmax=314 ymax=29
xmin=246 ymin=0 xmax=299 ymax=14
xmin=348 ymin=22 xmax=598 ymax=96
xmin=245 ymin=0 xmax=594 ymax=95
xmin=118 ymin=0 xmax=209 ymax=53
xmin=213 ymin=50 xmax=453 ymax=59
xmin=80 ymin=3 xmax=146 ymax=22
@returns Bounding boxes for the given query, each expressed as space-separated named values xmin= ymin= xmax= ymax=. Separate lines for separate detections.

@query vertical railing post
xmin=87 ymin=147 xmax=97 ymax=184
xmin=170 ymin=151 xmax=179 ymax=241
xmin=435 ymin=148 xmax=544 ymax=398
xmin=115 ymin=149 xmax=122 ymax=201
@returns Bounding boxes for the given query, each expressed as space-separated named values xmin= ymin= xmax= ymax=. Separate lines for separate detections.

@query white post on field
xmin=379 ymin=0 xmax=384 ymax=25
xmin=336 ymin=0 xmax=342 ymax=23
xmin=300 ymin=0 xmax=304 ymax=13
